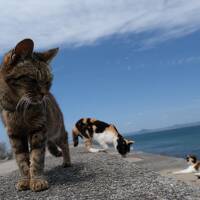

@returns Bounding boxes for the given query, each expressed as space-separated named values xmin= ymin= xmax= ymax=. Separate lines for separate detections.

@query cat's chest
xmin=2 ymin=110 xmax=46 ymax=129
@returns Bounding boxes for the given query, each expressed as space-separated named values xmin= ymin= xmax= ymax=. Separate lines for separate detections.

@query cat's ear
xmin=125 ymin=139 xmax=134 ymax=145
xmin=37 ymin=48 xmax=59 ymax=64
xmin=10 ymin=39 xmax=34 ymax=64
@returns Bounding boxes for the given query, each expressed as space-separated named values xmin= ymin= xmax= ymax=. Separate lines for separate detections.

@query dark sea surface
xmin=127 ymin=125 xmax=200 ymax=158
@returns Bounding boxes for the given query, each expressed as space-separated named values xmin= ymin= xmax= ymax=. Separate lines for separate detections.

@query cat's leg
xmin=88 ymin=147 xmax=102 ymax=153
xmin=84 ymin=138 xmax=93 ymax=152
xmin=7 ymin=129 xmax=30 ymax=191
xmin=194 ymin=172 xmax=200 ymax=178
xmin=47 ymin=140 xmax=62 ymax=157
xmin=29 ymin=131 xmax=48 ymax=192
xmin=58 ymin=131 xmax=71 ymax=168
xmin=98 ymin=141 xmax=109 ymax=152
xmin=84 ymin=138 xmax=106 ymax=153
xmin=173 ymin=167 xmax=196 ymax=174
xmin=72 ymin=126 xmax=80 ymax=147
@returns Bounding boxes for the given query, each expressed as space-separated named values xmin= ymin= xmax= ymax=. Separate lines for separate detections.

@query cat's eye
xmin=6 ymin=76 xmax=37 ymax=87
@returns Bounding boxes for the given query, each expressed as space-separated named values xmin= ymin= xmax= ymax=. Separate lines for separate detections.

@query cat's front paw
xmin=16 ymin=179 xmax=30 ymax=191
xmin=30 ymin=178 xmax=49 ymax=192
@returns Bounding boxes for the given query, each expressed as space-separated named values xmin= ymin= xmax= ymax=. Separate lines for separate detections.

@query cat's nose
xmin=38 ymin=94 xmax=44 ymax=100
xmin=40 ymin=92 xmax=45 ymax=96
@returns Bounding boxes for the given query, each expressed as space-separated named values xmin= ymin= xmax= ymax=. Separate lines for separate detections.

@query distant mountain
xmin=128 ymin=121 xmax=200 ymax=135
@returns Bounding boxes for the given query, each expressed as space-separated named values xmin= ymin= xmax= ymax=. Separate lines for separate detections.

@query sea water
xmin=127 ymin=125 xmax=200 ymax=158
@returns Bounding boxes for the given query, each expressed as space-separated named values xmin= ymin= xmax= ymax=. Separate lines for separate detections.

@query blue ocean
xmin=127 ymin=125 xmax=200 ymax=158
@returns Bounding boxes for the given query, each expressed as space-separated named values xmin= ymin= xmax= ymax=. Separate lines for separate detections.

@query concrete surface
xmin=0 ymin=147 xmax=200 ymax=200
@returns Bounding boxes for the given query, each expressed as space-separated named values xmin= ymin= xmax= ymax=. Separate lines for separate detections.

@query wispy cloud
xmin=1 ymin=0 xmax=200 ymax=52
xmin=171 ymin=56 xmax=200 ymax=65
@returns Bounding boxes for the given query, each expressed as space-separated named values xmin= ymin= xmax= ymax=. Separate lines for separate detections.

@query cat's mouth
xmin=30 ymin=95 xmax=44 ymax=105
xmin=30 ymin=99 xmax=43 ymax=105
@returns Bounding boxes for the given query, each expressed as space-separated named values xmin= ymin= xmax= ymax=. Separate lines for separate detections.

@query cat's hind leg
xmin=72 ymin=126 xmax=80 ymax=147
xmin=57 ymin=131 xmax=71 ymax=168
xmin=98 ymin=141 xmax=109 ymax=152
xmin=47 ymin=140 xmax=62 ymax=157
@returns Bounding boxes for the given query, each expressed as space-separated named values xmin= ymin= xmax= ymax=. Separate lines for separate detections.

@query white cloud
xmin=0 ymin=0 xmax=200 ymax=53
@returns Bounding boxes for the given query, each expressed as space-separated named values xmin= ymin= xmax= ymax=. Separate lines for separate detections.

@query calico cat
xmin=72 ymin=118 xmax=134 ymax=157
xmin=0 ymin=39 xmax=71 ymax=192
xmin=173 ymin=155 xmax=200 ymax=174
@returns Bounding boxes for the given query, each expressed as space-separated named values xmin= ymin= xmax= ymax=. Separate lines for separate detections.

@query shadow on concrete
xmin=45 ymin=162 xmax=95 ymax=186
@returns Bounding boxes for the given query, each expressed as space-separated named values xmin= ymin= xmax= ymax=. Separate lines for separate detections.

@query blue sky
xmin=1 ymin=1 xmax=200 ymax=144
xmin=52 ymin=31 xmax=200 ymax=133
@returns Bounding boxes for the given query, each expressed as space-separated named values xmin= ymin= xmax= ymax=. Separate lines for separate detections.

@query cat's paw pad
xmin=62 ymin=162 xmax=72 ymax=168
xmin=16 ymin=179 xmax=30 ymax=191
xmin=30 ymin=178 xmax=49 ymax=192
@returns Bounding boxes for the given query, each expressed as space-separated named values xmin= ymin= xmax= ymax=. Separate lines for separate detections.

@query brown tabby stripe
xmin=30 ymin=148 xmax=45 ymax=177
xmin=9 ymin=137 xmax=29 ymax=154
xmin=29 ymin=132 xmax=46 ymax=150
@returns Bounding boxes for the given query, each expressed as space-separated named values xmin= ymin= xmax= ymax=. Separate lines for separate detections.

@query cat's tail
xmin=72 ymin=126 xmax=81 ymax=147
xmin=47 ymin=141 xmax=62 ymax=157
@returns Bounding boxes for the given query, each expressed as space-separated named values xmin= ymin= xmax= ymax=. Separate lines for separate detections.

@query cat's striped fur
xmin=72 ymin=118 xmax=134 ymax=156
xmin=0 ymin=39 xmax=71 ymax=192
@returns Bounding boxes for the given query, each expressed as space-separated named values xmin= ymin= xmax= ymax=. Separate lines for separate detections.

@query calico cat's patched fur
xmin=0 ymin=39 xmax=71 ymax=192
xmin=72 ymin=118 xmax=134 ymax=157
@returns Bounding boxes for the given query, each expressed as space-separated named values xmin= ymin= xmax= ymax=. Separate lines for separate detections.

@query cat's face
xmin=186 ymin=155 xmax=197 ymax=165
xmin=116 ymin=136 xmax=134 ymax=157
xmin=0 ymin=39 xmax=58 ymax=111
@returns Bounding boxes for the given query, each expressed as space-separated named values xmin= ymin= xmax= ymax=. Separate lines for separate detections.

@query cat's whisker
xmin=42 ymin=96 xmax=47 ymax=114
xmin=16 ymin=96 xmax=28 ymax=112
xmin=20 ymin=99 xmax=26 ymax=113
xmin=48 ymin=97 xmax=52 ymax=106
xmin=44 ymin=96 xmax=49 ymax=106
xmin=16 ymin=99 xmax=22 ymax=112
xmin=16 ymin=97 xmax=24 ymax=111
xmin=22 ymin=96 xmax=31 ymax=119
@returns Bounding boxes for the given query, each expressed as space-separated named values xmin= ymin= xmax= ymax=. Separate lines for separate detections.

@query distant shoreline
xmin=127 ymin=121 xmax=200 ymax=136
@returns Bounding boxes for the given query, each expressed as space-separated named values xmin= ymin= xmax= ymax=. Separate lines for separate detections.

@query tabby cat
xmin=72 ymin=118 xmax=134 ymax=157
xmin=0 ymin=39 xmax=71 ymax=192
